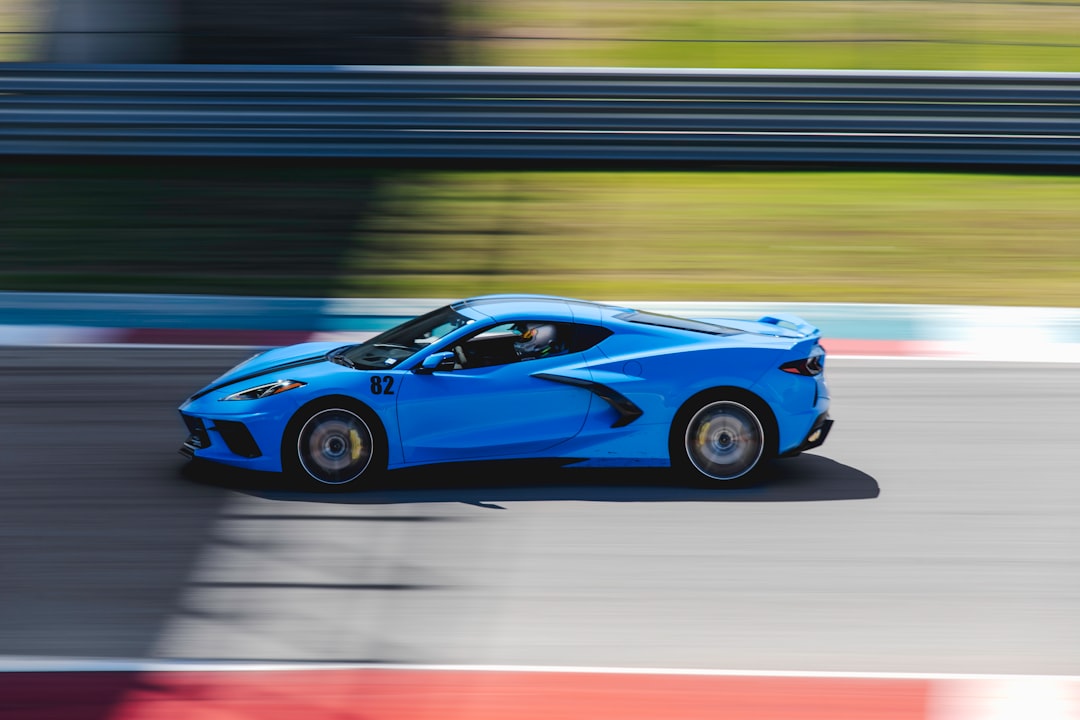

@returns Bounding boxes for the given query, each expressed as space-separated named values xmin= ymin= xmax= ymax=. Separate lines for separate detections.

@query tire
xmin=671 ymin=393 xmax=774 ymax=487
xmin=283 ymin=399 xmax=386 ymax=490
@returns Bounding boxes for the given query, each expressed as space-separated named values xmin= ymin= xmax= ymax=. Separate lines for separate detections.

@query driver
xmin=514 ymin=322 xmax=560 ymax=359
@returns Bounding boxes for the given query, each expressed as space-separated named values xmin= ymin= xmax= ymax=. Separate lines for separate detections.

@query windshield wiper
xmin=327 ymin=346 xmax=358 ymax=369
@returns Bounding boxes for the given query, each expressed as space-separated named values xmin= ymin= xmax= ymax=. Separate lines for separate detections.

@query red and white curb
xmin=1 ymin=661 xmax=1078 ymax=720
xmin=3 ymin=324 xmax=1079 ymax=362
xmin=822 ymin=339 xmax=1080 ymax=362
xmin=4 ymin=295 xmax=1080 ymax=362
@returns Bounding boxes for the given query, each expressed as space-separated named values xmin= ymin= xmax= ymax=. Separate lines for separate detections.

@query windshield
xmin=338 ymin=306 xmax=473 ymax=370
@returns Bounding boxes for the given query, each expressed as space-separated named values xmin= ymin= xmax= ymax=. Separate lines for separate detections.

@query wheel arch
xmin=668 ymin=386 xmax=780 ymax=482
xmin=281 ymin=394 xmax=389 ymax=487
xmin=674 ymin=386 xmax=778 ymax=440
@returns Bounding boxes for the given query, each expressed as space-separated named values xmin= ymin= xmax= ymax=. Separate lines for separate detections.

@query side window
xmin=512 ymin=321 xmax=568 ymax=360
xmin=567 ymin=323 xmax=613 ymax=353
xmin=453 ymin=321 xmax=572 ymax=369
xmin=452 ymin=321 xmax=612 ymax=369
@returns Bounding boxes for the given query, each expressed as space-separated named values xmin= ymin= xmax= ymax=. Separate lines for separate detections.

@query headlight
xmin=222 ymin=379 xmax=306 ymax=401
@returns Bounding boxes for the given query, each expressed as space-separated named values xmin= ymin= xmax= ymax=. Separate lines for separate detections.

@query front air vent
xmin=213 ymin=420 xmax=262 ymax=458
xmin=182 ymin=414 xmax=211 ymax=449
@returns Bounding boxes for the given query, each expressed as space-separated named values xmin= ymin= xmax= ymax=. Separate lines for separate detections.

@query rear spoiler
xmin=757 ymin=313 xmax=820 ymax=338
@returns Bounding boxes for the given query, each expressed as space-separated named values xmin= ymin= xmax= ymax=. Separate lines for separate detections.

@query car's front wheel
xmin=671 ymin=394 xmax=773 ymax=486
xmin=283 ymin=399 xmax=385 ymax=489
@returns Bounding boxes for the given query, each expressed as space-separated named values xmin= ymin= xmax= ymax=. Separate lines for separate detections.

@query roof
xmin=454 ymin=294 xmax=630 ymax=322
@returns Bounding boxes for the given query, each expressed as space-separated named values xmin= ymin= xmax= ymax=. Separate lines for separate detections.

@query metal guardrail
xmin=2 ymin=64 xmax=1080 ymax=165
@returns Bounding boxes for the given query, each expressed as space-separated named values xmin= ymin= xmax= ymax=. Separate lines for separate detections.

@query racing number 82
xmin=370 ymin=375 xmax=395 ymax=395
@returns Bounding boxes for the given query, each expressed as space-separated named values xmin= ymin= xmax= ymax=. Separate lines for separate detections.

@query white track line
xmin=1 ymin=656 xmax=1077 ymax=681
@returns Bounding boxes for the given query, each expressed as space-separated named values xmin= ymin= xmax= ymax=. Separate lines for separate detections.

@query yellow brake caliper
xmin=349 ymin=429 xmax=364 ymax=461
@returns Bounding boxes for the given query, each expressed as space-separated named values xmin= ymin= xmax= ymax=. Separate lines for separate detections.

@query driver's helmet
xmin=515 ymin=322 xmax=558 ymax=358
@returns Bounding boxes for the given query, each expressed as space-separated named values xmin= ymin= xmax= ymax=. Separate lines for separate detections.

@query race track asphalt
xmin=1 ymin=347 xmax=1077 ymax=675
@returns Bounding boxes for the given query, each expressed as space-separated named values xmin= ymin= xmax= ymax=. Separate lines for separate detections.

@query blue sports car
xmin=179 ymin=295 xmax=832 ymax=488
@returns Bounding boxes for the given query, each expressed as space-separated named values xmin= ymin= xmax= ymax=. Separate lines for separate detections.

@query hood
xmin=224 ymin=342 xmax=343 ymax=379
xmin=194 ymin=341 xmax=344 ymax=400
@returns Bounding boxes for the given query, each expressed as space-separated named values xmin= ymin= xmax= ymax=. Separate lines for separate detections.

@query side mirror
xmin=415 ymin=351 xmax=456 ymax=374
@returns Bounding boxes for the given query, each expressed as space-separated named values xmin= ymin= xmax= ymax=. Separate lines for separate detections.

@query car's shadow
xmin=181 ymin=454 xmax=879 ymax=505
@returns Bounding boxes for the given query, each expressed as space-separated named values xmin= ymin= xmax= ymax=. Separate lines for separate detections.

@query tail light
xmin=780 ymin=345 xmax=825 ymax=376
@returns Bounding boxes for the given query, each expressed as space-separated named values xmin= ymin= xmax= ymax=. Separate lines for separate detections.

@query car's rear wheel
xmin=284 ymin=399 xmax=385 ymax=489
xmin=671 ymin=394 xmax=773 ymax=486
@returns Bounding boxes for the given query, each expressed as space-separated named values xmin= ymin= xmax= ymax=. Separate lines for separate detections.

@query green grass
xmin=0 ymin=0 xmax=38 ymax=61
xmin=450 ymin=1 xmax=1080 ymax=71
xmin=342 ymin=170 xmax=1080 ymax=305
xmin=7 ymin=1 xmax=1080 ymax=71
xmin=4 ymin=162 xmax=1079 ymax=306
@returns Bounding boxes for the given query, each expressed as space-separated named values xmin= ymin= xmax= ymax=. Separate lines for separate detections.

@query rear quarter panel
xmin=585 ymin=331 xmax=784 ymax=424
xmin=585 ymin=326 xmax=826 ymax=456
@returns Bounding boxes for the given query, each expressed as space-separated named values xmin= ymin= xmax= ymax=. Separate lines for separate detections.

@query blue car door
xmin=394 ymin=329 xmax=592 ymax=464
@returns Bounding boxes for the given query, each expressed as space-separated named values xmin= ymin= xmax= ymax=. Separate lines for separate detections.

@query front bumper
xmin=178 ymin=407 xmax=287 ymax=473
xmin=181 ymin=415 xmax=263 ymax=459
xmin=179 ymin=414 xmax=211 ymax=458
